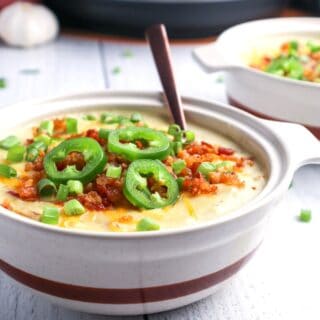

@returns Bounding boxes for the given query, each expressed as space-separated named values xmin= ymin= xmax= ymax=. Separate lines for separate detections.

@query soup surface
xmin=248 ymin=36 xmax=320 ymax=83
xmin=0 ymin=110 xmax=266 ymax=232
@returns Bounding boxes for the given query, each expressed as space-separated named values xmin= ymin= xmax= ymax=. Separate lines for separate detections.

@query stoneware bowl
xmin=193 ymin=17 xmax=320 ymax=139
xmin=0 ymin=91 xmax=319 ymax=315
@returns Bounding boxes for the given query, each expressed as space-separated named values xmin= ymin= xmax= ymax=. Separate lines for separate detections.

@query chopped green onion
xmin=289 ymin=180 xmax=293 ymax=189
xmin=39 ymin=120 xmax=54 ymax=136
xmin=34 ymin=135 xmax=51 ymax=147
xmin=56 ymin=184 xmax=69 ymax=201
xmin=122 ymin=49 xmax=134 ymax=58
xmin=119 ymin=118 xmax=133 ymax=127
xmin=299 ymin=209 xmax=312 ymax=223
xmin=26 ymin=141 xmax=47 ymax=162
xmin=66 ymin=118 xmax=78 ymax=134
xmin=0 ymin=78 xmax=6 ymax=89
xmin=57 ymin=184 xmax=69 ymax=201
xmin=7 ymin=145 xmax=26 ymax=162
xmin=20 ymin=68 xmax=40 ymax=75
xmin=215 ymin=75 xmax=224 ymax=83
xmin=0 ymin=164 xmax=17 ymax=178
xmin=64 ymin=199 xmax=85 ymax=216
xmin=106 ymin=165 xmax=122 ymax=178
xmin=184 ymin=131 xmax=195 ymax=143
xmin=136 ymin=217 xmax=160 ymax=232
xmin=172 ymin=141 xmax=183 ymax=155
xmin=82 ymin=114 xmax=96 ymax=121
xmin=172 ymin=159 xmax=186 ymax=174
xmin=40 ymin=206 xmax=60 ymax=225
xmin=176 ymin=177 xmax=185 ymax=190
xmin=0 ymin=136 xmax=20 ymax=150
xmin=288 ymin=40 xmax=298 ymax=55
xmin=37 ymin=178 xmax=57 ymax=197
xmin=197 ymin=161 xmax=231 ymax=177
xmin=99 ymin=128 xmax=111 ymax=140
xmin=267 ymin=56 xmax=304 ymax=80
xmin=130 ymin=113 xmax=143 ymax=123
xmin=67 ymin=180 xmax=83 ymax=195
xmin=26 ymin=148 xmax=39 ymax=162
xmin=100 ymin=113 xmax=122 ymax=124
xmin=112 ymin=66 xmax=121 ymax=75
xmin=168 ymin=124 xmax=181 ymax=136
xmin=307 ymin=41 xmax=320 ymax=53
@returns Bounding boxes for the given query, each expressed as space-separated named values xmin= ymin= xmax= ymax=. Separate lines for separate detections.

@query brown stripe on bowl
xmin=0 ymin=247 xmax=257 ymax=304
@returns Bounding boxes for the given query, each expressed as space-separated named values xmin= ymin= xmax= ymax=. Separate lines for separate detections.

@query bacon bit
xmin=163 ymin=156 xmax=174 ymax=166
xmin=95 ymin=175 xmax=124 ymax=205
xmin=25 ymin=153 xmax=44 ymax=172
xmin=179 ymin=167 xmax=192 ymax=177
xmin=86 ymin=129 xmax=105 ymax=146
xmin=178 ymin=150 xmax=218 ymax=174
xmin=118 ymin=215 xmax=133 ymax=223
xmin=135 ymin=140 xmax=144 ymax=149
xmin=17 ymin=179 xmax=38 ymax=201
xmin=182 ymin=175 xmax=217 ymax=196
xmin=280 ymin=42 xmax=291 ymax=54
xmin=7 ymin=190 xmax=19 ymax=198
xmin=147 ymin=177 xmax=168 ymax=197
xmin=208 ymin=172 xmax=221 ymax=184
xmin=53 ymin=119 xmax=67 ymax=135
xmin=15 ymin=171 xmax=44 ymax=201
xmin=218 ymin=147 xmax=234 ymax=156
xmin=184 ymin=141 xmax=218 ymax=155
xmin=78 ymin=191 xmax=106 ymax=210
xmin=56 ymin=152 xmax=86 ymax=171
xmin=135 ymin=122 xmax=146 ymax=127
xmin=67 ymin=133 xmax=84 ymax=140
xmin=210 ymin=172 xmax=244 ymax=188
xmin=2 ymin=199 xmax=11 ymax=210
xmin=107 ymin=153 xmax=129 ymax=169
xmin=263 ymin=56 xmax=271 ymax=64
xmin=25 ymin=139 xmax=34 ymax=146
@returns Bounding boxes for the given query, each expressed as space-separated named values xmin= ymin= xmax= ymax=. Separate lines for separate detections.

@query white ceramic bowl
xmin=193 ymin=17 xmax=320 ymax=139
xmin=0 ymin=91 xmax=319 ymax=315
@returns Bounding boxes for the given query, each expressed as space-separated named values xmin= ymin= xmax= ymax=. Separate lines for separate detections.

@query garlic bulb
xmin=0 ymin=2 xmax=59 ymax=48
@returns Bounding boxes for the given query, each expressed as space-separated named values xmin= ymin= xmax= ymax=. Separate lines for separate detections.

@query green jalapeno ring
xmin=123 ymin=159 xmax=179 ymax=209
xmin=108 ymin=127 xmax=171 ymax=161
xmin=44 ymin=137 xmax=107 ymax=184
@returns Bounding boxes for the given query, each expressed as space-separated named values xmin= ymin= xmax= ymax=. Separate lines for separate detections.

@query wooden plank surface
xmin=102 ymin=42 xmax=226 ymax=102
xmin=0 ymin=35 xmax=319 ymax=320
xmin=0 ymin=36 xmax=106 ymax=107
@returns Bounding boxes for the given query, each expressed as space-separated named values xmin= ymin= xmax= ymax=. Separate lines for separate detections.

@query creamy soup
xmin=0 ymin=110 xmax=266 ymax=232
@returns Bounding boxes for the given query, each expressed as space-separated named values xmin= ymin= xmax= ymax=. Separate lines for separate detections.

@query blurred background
xmin=0 ymin=0 xmax=319 ymax=38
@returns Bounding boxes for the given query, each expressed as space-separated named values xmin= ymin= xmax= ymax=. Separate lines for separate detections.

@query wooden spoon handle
xmin=146 ymin=24 xmax=187 ymax=130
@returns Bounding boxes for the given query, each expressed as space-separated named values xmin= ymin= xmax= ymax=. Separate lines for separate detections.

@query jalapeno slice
xmin=124 ymin=159 xmax=179 ymax=209
xmin=108 ymin=127 xmax=170 ymax=161
xmin=44 ymin=137 xmax=107 ymax=184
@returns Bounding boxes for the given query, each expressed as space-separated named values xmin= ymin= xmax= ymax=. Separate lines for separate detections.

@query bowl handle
xmin=263 ymin=120 xmax=320 ymax=167
xmin=193 ymin=43 xmax=239 ymax=72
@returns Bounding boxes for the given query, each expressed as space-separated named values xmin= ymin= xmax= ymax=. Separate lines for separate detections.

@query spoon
xmin=146 ymin=24 xmax=187 ymax=130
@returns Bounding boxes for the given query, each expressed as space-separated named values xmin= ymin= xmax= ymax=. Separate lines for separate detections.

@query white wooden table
xmin=0 ymin=36 xmax=319 ymax=320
